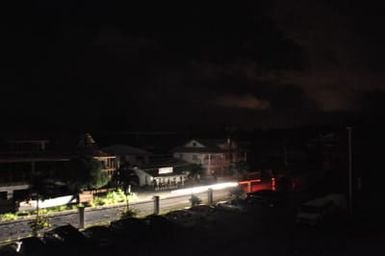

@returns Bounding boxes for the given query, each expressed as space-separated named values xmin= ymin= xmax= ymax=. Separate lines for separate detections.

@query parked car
xmin=0 ymin=243 xmax=20 ymax=256
xmin=110 ymin=217 xmax=148 ymax=240
xmin=45 ymin=225 xmax=87 ymax=245
xmin=164 ymin=210 xmax=198 ymax=228
xmin=145 ymin=214 xmax=178 ymax=234
xmin=16 ymin=237 xmax=45 ymax=256
xmin=216 ymin=199 xmax=246 ymax=212
xmin=245 ymin=190 xmax=286 ymax=207
xmin=82 ymin=226 xmax=115 ymax=249
xmin=296 ymin=194 xmax=347 ymax=226
xmin=43 ymin=224 xmax=89 ymax=255
xmin=41 ymin=232 xmax=67 ymax=256
xmin=188 ymin=205 xmax=216 ymax=216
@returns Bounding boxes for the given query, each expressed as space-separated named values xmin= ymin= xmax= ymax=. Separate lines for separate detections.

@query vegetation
xmin=28 ymin=215 xmax=50 ymax=236
xmin=229 ymin=186 xmax=245 ymax=200
xmin=113 ymin=167 xmax=138 ymax=212
xmin=188 ymin=164 xmax=204 ymax=180
xmin=0 ymin=205 xmax=78 ymax=222
xmin=189 ymin=194 xmax=202 ymax=207
xmin=90 ymin=189 xmax=137 ymax=207
xmin=0 ymin=189 xmax=137 ymax=222
xmin=120 ymin=208 xmax=138 ymax=219
xmin=66 ymin=156 xmax=111 ymax=192
xmin=0 ymin=213 xmax=18 ymax=221
xmin=231 ymin=161 xmax=250 ymax=177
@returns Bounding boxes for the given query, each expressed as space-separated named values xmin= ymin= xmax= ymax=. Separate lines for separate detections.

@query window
xmin=192 ymin=154 xmax=198 ymax=161
xmin=179 ymin=154 xmax=183 ymax=159
xmin=192 ymin=142 xmax=197 ymax=147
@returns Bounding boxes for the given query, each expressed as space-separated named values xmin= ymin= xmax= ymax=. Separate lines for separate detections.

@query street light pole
xmin=347 ymin=126 xmax=353 ymax=215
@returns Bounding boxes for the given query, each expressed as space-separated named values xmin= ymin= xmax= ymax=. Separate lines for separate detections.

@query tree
xmin=114 ymin=167 xmax=138 ymax=212
xmin=231 ymin=161 xmax=250 ymax=178
xmin=188 ymin=164 xmax=204 ymax=181
xmin=66 ymin=156 xmax=110 ymax=192
xmin=229 ymin=186 xmax=245 ymax=201
xmin=189 ymin=194 xmax=202 ymax=207
xmin=28 ymin=175 xmax=51 ymax=236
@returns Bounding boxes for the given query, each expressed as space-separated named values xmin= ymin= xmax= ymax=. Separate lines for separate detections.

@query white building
xmin=133 ymin=164 xmax=188 ymax=190
xmin=173 ymin=139 xmax=247 ymax=177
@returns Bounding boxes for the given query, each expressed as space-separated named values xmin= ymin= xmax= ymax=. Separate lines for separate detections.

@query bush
xmin=92 ymin=197 xmax=106 ymax=206
xmin=28 ymin=215 xmax=50 ymax=235
xmin=91 ymin=189 xmax=138 ymax=207
xmin=0 ymin=213 xmax=18 ymax=221
xmin=120 ymin=208 xmax=138 ymax=219
xmin=229 ymin=186 xmax=245 ymax=200
xmin=189 ymin=195 xmax=202 ymax=207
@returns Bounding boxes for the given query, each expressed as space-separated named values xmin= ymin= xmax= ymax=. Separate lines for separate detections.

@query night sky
xmin=1 ymin=1 xmax=385 ymax=132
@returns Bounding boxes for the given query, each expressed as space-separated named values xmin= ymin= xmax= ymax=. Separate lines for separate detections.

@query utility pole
xmin=347 ymin=126 xmax=353 ymax=215
xmin=283 ymin=144 xmax=288 ymax=168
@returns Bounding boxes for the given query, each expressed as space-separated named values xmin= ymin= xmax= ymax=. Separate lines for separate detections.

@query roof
xmin=78 ymin=133 xmax=97 ymax=148
xmin=172 ymin=146 xmax=226 ymax=153
xmin=102 ymin=144 xmax=151 ymax=156
xmin=172 ymin=138 xmax=228 ymax=153
xmin=76 ymin=133 xmax=115 ymax=157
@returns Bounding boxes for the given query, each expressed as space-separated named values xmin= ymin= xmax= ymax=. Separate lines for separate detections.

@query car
xmin=216 ymin=199 xmax=246 ymax=212
xmin=16 ymin=237 xmax=45 ymax=256
xmin=45 ymin=225 xmax=87 ymax=245
xmin=144 ymin=214 xmax=180 ymax=239
xmin=164 ymin=210 xmax=198 ymax=228
xmin=188 ymin=205 xmax=216 ymax=216
xmin=41 ymin=232 xmax=67 ymax=256
xmin=245 ymin=190 xmax=286 ymax=207
xmin=296 ymin=194 xmax=347 ymax=226
xmin=110 ymin=217 xmax=149 ymax=241
xmin=82 ymin=226 xmax=115 ymax=249
xmin=43 ymin=224 xmax=90 ymax=255
xmin=0 ymin=243 xmax=20 ymax=256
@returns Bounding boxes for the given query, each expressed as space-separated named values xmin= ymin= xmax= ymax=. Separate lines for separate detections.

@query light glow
xmin=170 ymin=182 xmax=238 ymax=196
xmin=238 ymin=179 xmax=261 ymax=184
xmin=158 ymin=167 xmax=173 ymax=174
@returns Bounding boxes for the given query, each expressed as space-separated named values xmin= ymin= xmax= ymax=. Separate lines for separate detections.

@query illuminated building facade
xmin=173 ymin=139 xmax=247 ymax=177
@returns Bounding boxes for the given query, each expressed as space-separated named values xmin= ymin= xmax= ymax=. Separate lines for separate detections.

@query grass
xmin=0 ymin=189 xmax=138 ymax=222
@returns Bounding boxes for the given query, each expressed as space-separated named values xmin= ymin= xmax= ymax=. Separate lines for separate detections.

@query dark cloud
xmin=271 ymin=0 xmax=385 ymax=112
xmin=1 ymin=1 xmax=384 ymax=131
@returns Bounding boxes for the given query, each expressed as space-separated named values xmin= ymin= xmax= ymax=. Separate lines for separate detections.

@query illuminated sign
xmin=158 ymin=167 xmax=173 ymax=174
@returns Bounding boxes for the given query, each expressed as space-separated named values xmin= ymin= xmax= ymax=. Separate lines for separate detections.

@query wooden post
xmin=78 ymin=206 xmax=85 ymax=229
xmin=208 ymin=188 xmax=213 ymax=206
xmin=153 ymin=196 xmax=160 ymax=215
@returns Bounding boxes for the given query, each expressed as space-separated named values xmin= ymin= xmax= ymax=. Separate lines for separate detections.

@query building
xmin=77 ymin=133 xmax=119 ymax=177
xmin=0 ymin=134 xmax=119 ymax=207
xmin=102 ymin=144 xmax=151 ymax=167
xmin=0 ymin=139 xmax=70 ymax=206
xmin=131 ymin=157 xmax=189 ymax=190
xmin=173 ymin=139 xmax=247 ymax=177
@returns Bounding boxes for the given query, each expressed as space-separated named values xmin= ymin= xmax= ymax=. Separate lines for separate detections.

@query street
xmin=0 ymin=186 xmax=233 ymax=244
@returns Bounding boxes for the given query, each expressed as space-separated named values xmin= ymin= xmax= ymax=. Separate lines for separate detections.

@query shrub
xmin=28 ymin=215 xmax=50 ymax=236
xmin=189 ymin=195 xmax=202 ymax=207
xmin=120 ymin=208 xmax=138 ymax=219
xmin=0 ymin=213 xmax=18 ymax=221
